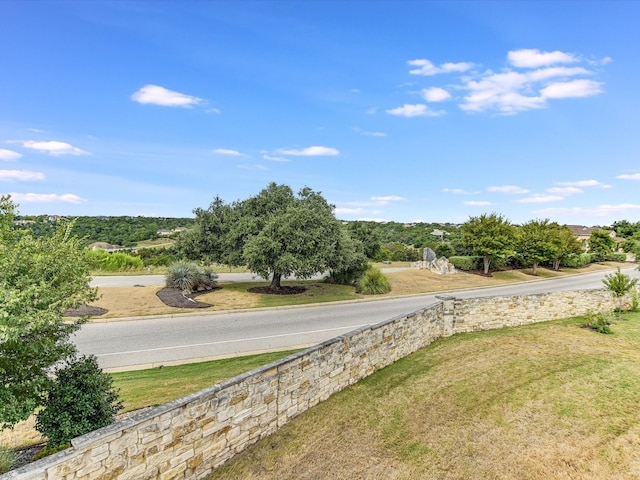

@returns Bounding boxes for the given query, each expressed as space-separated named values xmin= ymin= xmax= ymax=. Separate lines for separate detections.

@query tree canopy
xmin=461 ymin=213 xmax=516 ymax=275
xmin=179 ymin=183 xmax=364 ymax=291
xmin=0 ymin=196 xmax=97 ymax=428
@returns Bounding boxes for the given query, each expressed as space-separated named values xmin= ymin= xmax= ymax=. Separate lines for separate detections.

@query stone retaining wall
xmin=4 ymin=287 xmax=632 ymax=480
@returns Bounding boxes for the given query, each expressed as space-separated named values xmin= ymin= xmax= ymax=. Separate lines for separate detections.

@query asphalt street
xmin=76 ymin=267 xmax=640 ymax=372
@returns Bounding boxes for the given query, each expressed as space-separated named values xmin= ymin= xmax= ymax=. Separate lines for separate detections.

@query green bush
xmin=561 ymin=253 xmax=592 ymax=268
xmin=603 ymin=252 xmax=628 ymax=262
xmin=0 ymin=445 xmax=15 ymax=474
xmin=356 ymin=266 xmax=391 ymax=295
xmin=87 ymin=249 xmax=144 ymax=271
xmin=35 ymin=355 xmax=123 ymax=448
xmin=449 ymin=256 xmax=483 ymax=271
xmin=165 ymin=261 xmax=218 ymax=294
xmin=582 ymin=311 xmax=614 ymax=334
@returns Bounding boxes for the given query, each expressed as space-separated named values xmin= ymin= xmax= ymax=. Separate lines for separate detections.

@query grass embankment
xmin=209 ymin=312 xmax=640 ymax=480
xmin=87 ymin=262 xmax=630 ymax=318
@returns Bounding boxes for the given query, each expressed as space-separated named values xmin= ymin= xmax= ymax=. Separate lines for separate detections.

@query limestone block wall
xmin=4 ymin=286 xmax=632 ymax=480
xmin=449 ymin=288 xmax=629 ymax=334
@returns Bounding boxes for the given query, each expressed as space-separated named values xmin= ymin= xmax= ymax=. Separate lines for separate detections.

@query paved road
xmin=76 ymin=267 xmax=640 ymax=372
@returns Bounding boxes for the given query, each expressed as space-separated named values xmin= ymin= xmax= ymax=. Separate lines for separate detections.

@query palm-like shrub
xmin=356 ymin=265 xmax=391 ymax=295
xmin=165 ymin=261 xmax=218 ymax=294
xmin=602 ymin=268 xmax=638 ymax=316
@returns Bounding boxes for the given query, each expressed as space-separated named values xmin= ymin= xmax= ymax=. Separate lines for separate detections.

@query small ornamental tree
xmin=589 ymin=229 xmax=616 ymax=261
xmin=1 ymin=196 xmax=97 ymax=428
xmin=517 ymin=219 xmax=555 ymax=275
xmin=461 ymin=213 xmax=516 ymax=275
xmin=602 ymin=268 xmax=638 ymax=316
xmin=36 ymin=355 xmax=123 ymax=447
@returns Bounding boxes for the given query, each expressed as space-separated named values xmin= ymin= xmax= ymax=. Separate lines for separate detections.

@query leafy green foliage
xmin=561 ymin=252 xmax=592 ymax=268
xmin=35 ymin=355 xmax=123 ymax=448
xmin=582 ymin=311 xmax=614 ymax=334
xmin=448 ymin=256 xmax=483 ymax=271
xmin=588 ymin=230 xmax=617 ymax=261
xmin=356 ymin=266 xmax=391 ymax=295
xmin=0 ymin=445 xmax=15 ymax=474
xmin=14 ymin=215 xmax=194 ymax=246
xmin=602 ymin=268 xmax=638 ymax=315
xmin=87 ymin=249 xmax=144 ymax=271
xmin=1 ymin=196 xmax=97 ymax=428
xmin=517 ymin=219 xmax=557 ymax=275
xmin=165 ymin=261 xmax=218 ymax=293
xmin=461 ymin=213 xmax=516 ymax=275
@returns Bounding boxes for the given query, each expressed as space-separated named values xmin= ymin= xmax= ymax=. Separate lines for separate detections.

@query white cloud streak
xmin=516 ymin=194 xmax=564 ymax=204
xmin=508 ymin=49 xmax=579 ymax=68
xmin=131 ymin=84 xmax=203 ymax=107
xmin=212 ymin=148 xmax=243 ymax=156
xmin=617 ymin=173 xmax=640 ymax=180
xmin=0 ymin=170 xmax=45 ymax=181
xmin=386 ymin=104 xmax=442 ymax=117
xmin=555 ymin=179 xmax=611 ymax=188
xmin=488 ymin=185 xmax=529 ymax=194
xmin=547 ymin=186 xmax=583 ymax=195
xmin=19 ymin=140 xmax=89 ymax=156
xmin=408 ymin=59 xmax=474 ymax=76
xmin=262 ymin=154 xmax=290 ymax=162
xmin=534 ymin=204 xmax=640 ymax=218
xmin=7 ymin=192 xmax=85 ymax=204
xmin=0 ymin=149 xmax=23 ymax=161
xmin=275 ymin=146 xmax=339 ymax=156
xmin=353 ymin=127 xmax=387 ymax=137
xmin=465 ymin=200 xmax=493 ymax=206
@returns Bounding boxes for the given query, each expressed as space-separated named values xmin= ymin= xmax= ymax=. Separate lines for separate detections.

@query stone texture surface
xmin=3 ymin=287 xmax=633 ymax=480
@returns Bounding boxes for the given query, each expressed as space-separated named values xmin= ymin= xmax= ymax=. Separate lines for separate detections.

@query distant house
xmin=157 ymin=227 xmax=188 ymax=237
xmin=566 ymin=225 xmax=620 ymax=251
xmin=430 ymin=229 xmax=446 ymax=240
xmin=89 ymin=242 xmax=125 ymax=253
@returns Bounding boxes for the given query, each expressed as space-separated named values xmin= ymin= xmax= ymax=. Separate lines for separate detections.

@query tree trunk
xmin=532 ymin=262 xmax=538 ymax=276
xmin=483 ymin=255 xmax=490 ymax=275
xmin=552 ymin=259 xmax=561 ymax=271
xmin=269 ymin=273 xmax=282 ymax=292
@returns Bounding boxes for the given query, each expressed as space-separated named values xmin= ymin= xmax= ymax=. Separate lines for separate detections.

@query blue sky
xmin=1 ymin=1 xmax=639 ymax=226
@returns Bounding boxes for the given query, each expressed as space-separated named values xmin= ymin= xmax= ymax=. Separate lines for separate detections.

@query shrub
xmin=449 ymin=256 xmax=483 ymax=271
xmin=35 ymin=355 xmax=123 ymax=448
xmin=603 ymin=253 xmax=628 ymax=262
xmin=0 ymin=445 xmax=15 ymax=474
xmin=356 ymin=266 xmax=391 ymax=295
xmin=582 ymin=311 xmax=614 ymax=334
xmin=165 ymin=261 xmax=218 ymax=294
xmin=87 ymin=249 xmax=144 ymax=271
xmin=561 ymin=253 xmax=592 ymax=268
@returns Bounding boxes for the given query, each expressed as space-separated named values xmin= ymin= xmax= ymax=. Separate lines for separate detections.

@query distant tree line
xmin=13 ymin=215 xmax=195 ymax=247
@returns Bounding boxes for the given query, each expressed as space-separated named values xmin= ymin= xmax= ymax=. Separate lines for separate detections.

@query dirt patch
xmin=155 ymin=287 xmax=215 ymax=308
xmin=247 ymin=286 xmax=307 ymax=295
xmin=64 ymin=305 xmax=108 ymax=317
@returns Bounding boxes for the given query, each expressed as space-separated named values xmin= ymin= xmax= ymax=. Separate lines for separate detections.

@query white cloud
xmin=547 ymin=186 xmax=583 ymax=195
xmin=554 ymin=179 xmax=611 ymax=188
xmin=353 ymin=127 xmax=387 ymax=137
xmin=275 ymin=146 xmax=339 ymax=156
xmin=131 ymin=84 xmax=203 ymax=107
xmin=18 ymin=140 xmax=89 ymax=156
xmin=534 ymin=204 xmax=640 ymax=218
xmin=443 ymin=188 xmax=478 ymax=195
xmin=408 ymin=59 xmax=474 ymax=76
xmin=541 ymin=79 xmax=603 ymax=98
xmin=0 ymin=149 xmax=22 ymax=161
xmin=0 ymin=170 xmax=45 ymax=181
xmin=7 ymin=192 xmax=85 ymax=204
xmin=371 ymin=195 xmax=405 ymax=203
xmin=262 ymin=154 xmax=290 ymax=162
xmin=206 ymin=107 xmax=221 ymax=114
xmin=386 ymin=104 xmax=442 ymax=117
xmin=335 ymin=207 xmax=366 ymax=216
xmin=617 ymin=173 xmax=640 ymax=180
xmin=464 ymin=200 xmax=493 ymax=206
xmin=508 ymin=49 xmax=579 ymax=68
xmin=422 ymin=87 xmax=452 ymax=102
xmin=212 ymin=148 xmax=243 ymax=156
xmin=488 ymin=185 xmax=529 ymax=194
xmin=516 ymin=194 xmax=564 ymax=203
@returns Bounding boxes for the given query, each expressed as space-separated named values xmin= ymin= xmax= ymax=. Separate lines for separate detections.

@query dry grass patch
xmin=209 ymin=313 xmax=640 ymax=480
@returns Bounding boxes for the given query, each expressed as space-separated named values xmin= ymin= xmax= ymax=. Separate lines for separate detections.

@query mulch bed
xmin=247 ymin=285 xmax=307 ymax=295
xmin=64 ymin=305 xmax=109 ymax=317
xmin=155 ymin=287 xmax=215 ymax=308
